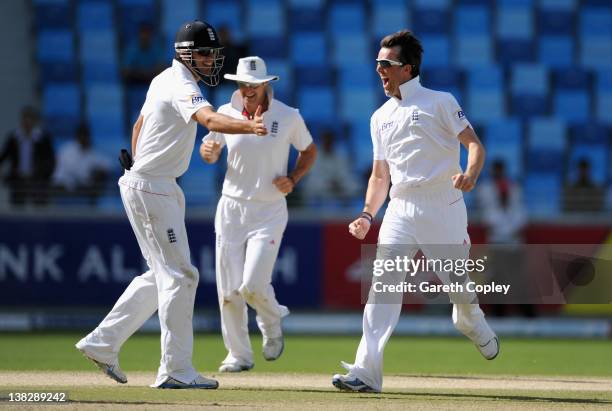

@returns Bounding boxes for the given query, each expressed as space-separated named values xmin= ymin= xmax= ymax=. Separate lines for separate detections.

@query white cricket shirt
xmin=203 ymin=88 xmax=313 ymax=202
xmin=132 ymin=59 xmax=212 ymax=178
xmin=371 ymin=76 xmax=471 ymax=187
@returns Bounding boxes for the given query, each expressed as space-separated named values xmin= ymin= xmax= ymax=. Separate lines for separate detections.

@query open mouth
xmin=381 ymin=77 xmax=389 ymax=87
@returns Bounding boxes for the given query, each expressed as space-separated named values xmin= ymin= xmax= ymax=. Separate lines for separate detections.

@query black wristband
xmin=359 ymin=211 xmax=373 ymax=223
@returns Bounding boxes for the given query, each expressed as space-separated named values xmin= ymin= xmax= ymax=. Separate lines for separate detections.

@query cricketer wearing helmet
xmin=76 ymin=20 xmax=267 ymax=389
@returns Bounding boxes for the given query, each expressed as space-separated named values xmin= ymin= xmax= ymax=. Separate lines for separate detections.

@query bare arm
xmin=192 ymin=106 xmax=267 ymax=135
xmin=291 ymin=143 xmax=317 ymax=183
xmin=131 ymin=114 xmax=144 ymax=156
xmin=364 ymin=160 xmax=391 ymax=217
xmin=453 ymin=126 xmax=486 ymax=192
xmin=273 ymin=143 xmax=317 ymax=194
xmin=348 ymin=160 xmax=391 ymax=240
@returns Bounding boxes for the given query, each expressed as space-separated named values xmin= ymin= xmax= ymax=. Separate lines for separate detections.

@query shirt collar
xmin=172 ymin=58 xmax=197 ymax=82
xmin=395 ymin=75 xmax=422 ymax=102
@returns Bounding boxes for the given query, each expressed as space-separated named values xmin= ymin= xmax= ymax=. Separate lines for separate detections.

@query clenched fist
xmin=452 ymin=173 xmax=476 ymax=192
xmin=348 ymin=216 xmax=371 ymax=240
xmin=201 ymin=140 xmax=222 ymax=163
xmin=273 ymin=176 xmax=294 ymax=195
xmin=251 ymin=105 xmax=268 ymax=136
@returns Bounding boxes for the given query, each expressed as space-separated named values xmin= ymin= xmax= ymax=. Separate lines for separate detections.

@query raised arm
xmin=192 ymin=106 xmax=267 ymax=136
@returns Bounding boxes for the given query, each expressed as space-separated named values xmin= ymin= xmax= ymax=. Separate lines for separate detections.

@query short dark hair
xmin=380 ymin=30 xmax=423 ymax=78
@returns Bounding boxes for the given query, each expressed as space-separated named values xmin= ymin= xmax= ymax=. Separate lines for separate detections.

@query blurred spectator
xmin=478 ymin=159 xmax=535 ymax=317
xmin=303 ymin=130 xmax=360 ymax=203
xmin=218 ymin=25 xmax=248 ymax=83
xmin=563 ymin=158 xmax=604 ymax=212
xmin=478 ymin=159 xmax=527 ymax=244
xmin=0 ymin=106 xmax=55 ymax=206
xmin=52 ymin=123 xmax=111 ymax=206
xmin=121 ymin=23 xmax=166 ymax=85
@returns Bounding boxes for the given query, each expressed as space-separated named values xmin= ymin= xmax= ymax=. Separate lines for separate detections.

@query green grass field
xmin=1 ymin=333 xmax=611 ymax=410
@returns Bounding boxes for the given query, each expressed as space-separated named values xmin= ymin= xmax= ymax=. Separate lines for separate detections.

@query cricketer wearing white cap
xmin=75 ymin=21 xmax=268 ymax=389
xmin=332 ymin=30 xmax=499 ymax=393
xmin=200 ymin=56 xmax=317 ymax=373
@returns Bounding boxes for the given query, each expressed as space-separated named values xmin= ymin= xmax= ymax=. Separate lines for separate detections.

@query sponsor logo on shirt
xmin=381 ymin=121 xmax=394 ymax=132
xmin=192 ymin=95 xmax=206 ymax=106
xmin=411 ymin=109 xmax=419 ymax=122
xmin=270 ymin=121 xmax=279 ymax=137
xmin=457 ymin=110 xmax=466 ymax=120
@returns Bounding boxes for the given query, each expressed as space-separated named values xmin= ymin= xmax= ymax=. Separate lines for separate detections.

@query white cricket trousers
xmin=215 ymin=195 xmax=289 ymax=365
xmin=80 ymin=172 xmax=201 ymax=386
xmin=345 ymin=181 xmax=495 ymax=392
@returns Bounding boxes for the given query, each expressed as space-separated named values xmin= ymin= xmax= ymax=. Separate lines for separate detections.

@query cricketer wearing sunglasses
xmin=332 ymin=30 xmax=498 ymax=393
xmin=200 ymin=56 xmax=317 ymax=373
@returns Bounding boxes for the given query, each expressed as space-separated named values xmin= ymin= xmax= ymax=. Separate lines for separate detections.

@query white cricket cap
xmin=224 ymin=56 xmax=279 ymax=84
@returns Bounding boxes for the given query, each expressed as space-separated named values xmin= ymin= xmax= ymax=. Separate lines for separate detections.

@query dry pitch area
xmin=2 ymin=334 xmax=611 ymax=410
xmin=1 ymin=371 xmax=611 ymax=410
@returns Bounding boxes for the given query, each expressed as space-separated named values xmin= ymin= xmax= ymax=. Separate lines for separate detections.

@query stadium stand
xmin=30 ymin=0 xmax=611 ymax=214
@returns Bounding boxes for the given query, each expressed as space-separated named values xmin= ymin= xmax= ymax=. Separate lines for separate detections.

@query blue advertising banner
xmin=0 ymin=218 xmax=322 ymax=308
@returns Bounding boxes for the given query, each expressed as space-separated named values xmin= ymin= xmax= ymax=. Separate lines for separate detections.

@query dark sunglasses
xmin=376 ymin=59 xmax=405 ymax=68
xmin=195 ymin=47 xmax=222 ymax=57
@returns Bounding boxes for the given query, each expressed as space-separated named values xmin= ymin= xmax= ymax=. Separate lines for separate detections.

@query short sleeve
xmin=371 ymin=114 xmax=385 ymax=160
xmin=289 ymin=112 xmax=313 ymax=151
xmin=438 ymin=93 xmax=471 ymax=137
xmin=173 ymin=81 xmax=212 ymax=124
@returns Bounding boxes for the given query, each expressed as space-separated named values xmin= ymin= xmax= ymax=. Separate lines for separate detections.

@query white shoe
xmin=157 ymin=374 xmax=219 ymax=389
xmin=218 ymin=362 xmax=254 ymax=373
xmin=262 ymin=336 xmax=284 ymax=361
xmin=75 ymin=340 xmax=127 ymax=384
xmin=477 ymin=336 xmax=500 ymax=360
xmin=332 ymin=373 xmax=379 ymax=393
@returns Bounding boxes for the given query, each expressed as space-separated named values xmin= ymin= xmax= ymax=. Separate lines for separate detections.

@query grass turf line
xmin=0 ymin=333 xmax=611 ymax=377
